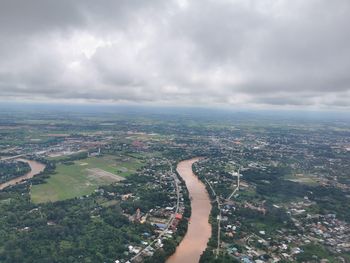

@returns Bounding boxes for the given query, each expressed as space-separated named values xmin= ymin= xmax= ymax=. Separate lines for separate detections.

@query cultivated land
xmin=31 ymin=155 xmax=143 ymax=203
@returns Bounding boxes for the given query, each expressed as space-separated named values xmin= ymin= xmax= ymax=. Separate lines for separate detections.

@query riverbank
xmin=166 ymin=158 xmax=212 ymax=263
xmin=0 ymin=159 xmax=46 ymax=190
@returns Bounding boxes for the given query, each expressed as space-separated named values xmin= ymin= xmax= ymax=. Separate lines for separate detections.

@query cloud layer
xmin=0 ymin=0 xmax=349 ymax=109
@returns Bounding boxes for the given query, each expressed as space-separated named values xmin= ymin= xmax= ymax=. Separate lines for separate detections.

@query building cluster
xmin=191 ymin=127 xmax=350 ymax=263
xmin=102 ymin=158 xmax=187 ymax=263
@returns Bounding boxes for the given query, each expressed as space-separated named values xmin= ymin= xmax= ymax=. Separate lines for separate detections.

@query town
xmin=0 ymin=109 xmax=349 ymax=262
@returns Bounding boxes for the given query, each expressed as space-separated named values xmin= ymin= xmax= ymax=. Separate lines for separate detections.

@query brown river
xmin=167 ymin=158 xmax=212 ymax=263
xmin=0 ymin=159 xmax=46 ymax=190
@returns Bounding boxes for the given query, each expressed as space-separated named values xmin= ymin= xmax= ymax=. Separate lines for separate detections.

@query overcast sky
xmin=0 ymin=0 xmax=349 ymax=110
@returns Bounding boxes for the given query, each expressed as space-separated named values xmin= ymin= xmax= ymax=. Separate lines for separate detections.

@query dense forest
xmin=0 ymin=163 xmax=167 ymax=263
xmin=0 ymin=161 xmax=31 ymax=184
xmin=0 ymin=150 xmax=193 ymax=263
xmin=0 ymin=184 xmax=156 ymax=262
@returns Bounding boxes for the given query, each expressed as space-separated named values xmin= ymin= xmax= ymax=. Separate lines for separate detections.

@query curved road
xmin=167 ymin=158 xmax=212 ymax=263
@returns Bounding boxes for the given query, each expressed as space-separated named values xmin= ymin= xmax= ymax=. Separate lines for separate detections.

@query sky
xmin=0 ymin=0 xmax=349 ymax=110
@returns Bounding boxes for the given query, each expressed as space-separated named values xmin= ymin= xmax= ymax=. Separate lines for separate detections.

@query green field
xmin=31 ymin=155 xmax=143 ymax=203
xmin=284 ymin=174 xmax=319 ymax=186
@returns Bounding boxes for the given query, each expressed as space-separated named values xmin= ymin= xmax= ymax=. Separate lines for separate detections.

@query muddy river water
xmin=0 ymin=159 xmax=46 ymax=190
xmin=166 ymin=158 xmax=212 ymax=263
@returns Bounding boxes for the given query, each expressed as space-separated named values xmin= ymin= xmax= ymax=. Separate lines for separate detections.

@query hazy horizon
xmin=1 ymin=102 xmax=349 ymax=122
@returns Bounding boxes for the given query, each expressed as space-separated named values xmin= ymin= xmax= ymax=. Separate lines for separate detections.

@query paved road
xmin=130 ymin=161 xmax=180 ymax=262
xmin=0 ymin=154 xmax=26 ymax=161
xmin=206 ymin=169 xmax=241 ymax=258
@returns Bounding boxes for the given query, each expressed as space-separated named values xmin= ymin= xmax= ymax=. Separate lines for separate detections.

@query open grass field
xmin=31 ymin=154 xmax=143 ymax=203
xmin=284 ymin=174 xmax=319 ymax=186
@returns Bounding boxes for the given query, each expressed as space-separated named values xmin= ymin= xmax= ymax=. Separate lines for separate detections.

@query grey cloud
xmin=0 ymin=0 xmax=84 ymax=36
xmin=0 ymin=0 xmax=349 ymax=109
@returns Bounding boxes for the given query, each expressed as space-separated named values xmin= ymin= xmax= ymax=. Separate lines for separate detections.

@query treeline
xmin=0 ymin=174 xmax=162 ymax=263
xmin=0 ymin=161 xmax=31 ymax=183
xmin=54 ymin=151 xmax=88 ymax=164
